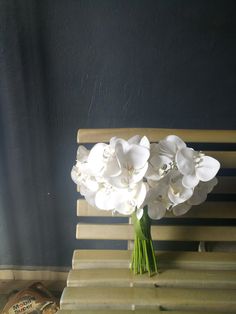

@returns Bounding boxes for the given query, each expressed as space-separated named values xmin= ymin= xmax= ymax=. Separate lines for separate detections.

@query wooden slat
xmin=72 ymin=250 xmax=236 ymax=271
xmin=60 ymin=286 xmax=236 ymax=311
xmin=67 ymin=268 xmax=236 ymax=289
xmin=0 ymin=280 xmax=65 ymax=295
xmin=72 ymin=250 xmax=131 ymax=270
xmin=77 ymin=128 xmax=236 ymax=144
xmin=76 ymin=224 xmax=236 ymax=242
xmin=77 ymin=200 xmax=236 ymax=219
xmin=57 ymin=310 xmax=230 ymax=314
xmin=0 ymin=268 xmax=68 ymax=280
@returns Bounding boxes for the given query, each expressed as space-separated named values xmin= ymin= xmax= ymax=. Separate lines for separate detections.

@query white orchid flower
xmin=188 ymin=177 xmax=218 ymax=206
xmin=93 ymin=180 xmax=147 ymax=215
xmin=108 ymin=136 xmax=150 ymax=187
xmin=167 ymin=171 xmax=193 ymax=206
xmin=176 ymin=148 xmax=220 ymax=189
xmin=94 ymin=182 xmax=128 ymax=211
xmin=172 ymin=177 xmax=218 ymax=216
xmin=145 ymin=171 xmax=193 ymax=219
xmin=145 ymin=177 xmax=172 ymax=219
xmin=145 ymin=144 xmax=171 ymax=180
xmin=71 ymin=146 xmax=90 ymax=187
xmin=145 ymin=136 xmax=186 ymax=181
xmin=87 ymin=143 xmax=121 ymax=178
xmin=115 ymin=181 xmax=147 ymax=216
xmin=157 ymin=135 xmax=186 ymax=159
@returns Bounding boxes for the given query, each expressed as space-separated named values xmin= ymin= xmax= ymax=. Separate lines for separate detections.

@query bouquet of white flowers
xmin=71 ymin=135 xmax=220 ymax=275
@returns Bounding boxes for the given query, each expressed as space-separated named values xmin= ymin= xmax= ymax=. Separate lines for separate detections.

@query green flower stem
xmin=131 ymin=207 xmax=158 ymax=276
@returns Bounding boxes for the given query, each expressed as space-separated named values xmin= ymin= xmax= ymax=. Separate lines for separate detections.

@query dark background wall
xmin=0 ymin=0 xmax=235 ymax=267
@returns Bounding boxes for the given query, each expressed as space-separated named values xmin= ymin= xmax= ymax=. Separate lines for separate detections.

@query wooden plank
xmin=57 ymin=310 xmax=230 ymax=314
xmin=0 ymin=279 xmax=65 ymax=295
xmin=76 ymin=224 xmax=236 ymax=242
xmin=77 ymin=128 xmax=236 ymax=144
xmin=60 ymin=286 xmax=236 ymax=311
xmin=72 ymin=250 xmax=236 ymax=271
xmin=77 ymin=200 xmax=236 ymax=219
xmin=67 ymin=268 xmax=236 ymax=289
xmin=57 ymin=311 xmax=164 ymax=314
xmin=0 ymin=268 xmax=68 ymax=281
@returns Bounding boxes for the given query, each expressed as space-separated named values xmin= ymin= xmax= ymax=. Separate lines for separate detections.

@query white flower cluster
xmin=71 ymin=135 xmax=220 ymax=219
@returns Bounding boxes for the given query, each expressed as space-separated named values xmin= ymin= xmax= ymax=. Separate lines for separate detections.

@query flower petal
xmin=164 ymin=135 xmax=186 ymax=151
xmin=103 ymin=156 xmax=121 ymax=177
xmin=140 ymin=136 xmax=150 ymax=149
xmin=136 ymin=207 xmax=144 ymax=220
xmin=77 ymin=145 xmax=89 ymax=162
xmin=126 ymin=145 xmax=150 ymax=169
xmin=129 ymin=163 xmax=148 ymax=184
xmin=71 ymin=165 xmax=80 ymax=184
xmin=182 ymin=174 xmax=199 ymax=189
xmin=95 ymin=187 xmax=127 ymax=210
xmin=168 ymin=185 xmax=193 ymax=205
xmin=115 ymin=201 xmax=136 ymax=216
xmin=188 ymin=189 xmax=207 ymax=205
xmin=87 ymin=143 xmax=107 ymax=174
xmin=196 ymin=156 xmax=220 ymax=182
xmin=176 ymin=147 xmax=195 ymax=175
xmin=135 ymin=182 xmax=147 ymax=208
xmin=128 ymin=135 xmax=141 ymax=145
xmin=172 ymin=202 xmax=192 ymax=216
xmin=148 ymin=201 xmax=166 ymax=220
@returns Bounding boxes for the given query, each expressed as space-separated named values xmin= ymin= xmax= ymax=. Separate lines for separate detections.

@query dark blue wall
xmin=0 ymin=0 xmax=235 ymax=267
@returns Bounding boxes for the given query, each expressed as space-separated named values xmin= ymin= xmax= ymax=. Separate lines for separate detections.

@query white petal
xmin=150 ymin=154 xmax=171 ymax=169
xmin=129 ymin=163 xmax=148 ymax=184
xmin=85 ymin=178 xmax=99 ymax=192
xmin=136 ymin=207 xmax=144 ymax=220
xmin=109 ymin=137 xmax=118 ymax=148
xmin=126 ymin=145 xmax=150 ymax=169
xmin=95 ymin=188 xmax=126 ymax=210
xmin=103 ymin=156 xmax=121 ymax=177
xmin=182 ymin=174 xmax=199 ymax=189
xmin=134 ymin=182 xmax=147 ymax=208
xmin=158 ymin=140 xmax=176 ymax=159
xmin=172 ymin=203 xmax=192 ymax=216
xmin=176 ymin=148 xmax=195 ymax=175
xmin=196 ymin=156 xmax=220 ymax=182
xmin=77 ymin=145 xmax=89 ymax=162
xmin=128 ymin=135 xmax=141 ymax=145
xmin=87 ymin=143 xmax=107 ymax=174
xmin=165 ymin=135 xmax=186 ymax=150
xmin=168 ymin=185 xmax=193 ymax=205
xmin=148 ymin=201 xmax=166 ymax=220
xmin=84 ymin=190 xmax=96 ymax=207
xmin=115 ymin=202 xmax=136 ymax=216
xmin=188 ymin=190 xmax=207 ymax=206
xmin=140 ymin=136 xmax=150 ymax=149
xmin=71 ymin=166 xmax=80 ymax=184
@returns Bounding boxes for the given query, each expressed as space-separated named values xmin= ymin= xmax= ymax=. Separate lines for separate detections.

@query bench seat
xmin=60 ymin=128 xmax=236 ymax=312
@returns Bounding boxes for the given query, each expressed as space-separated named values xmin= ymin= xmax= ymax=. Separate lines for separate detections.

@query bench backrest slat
xmin=78 ymin=128 xmax=236 ymax=143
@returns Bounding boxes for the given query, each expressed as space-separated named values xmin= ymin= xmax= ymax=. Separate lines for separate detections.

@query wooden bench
xmin=59 ymin=128 xmax=236 ymax=313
